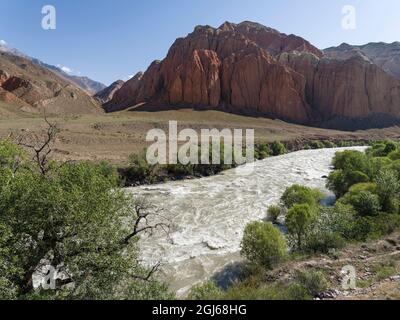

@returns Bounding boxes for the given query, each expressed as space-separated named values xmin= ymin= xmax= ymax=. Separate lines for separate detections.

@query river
xmin=126 ymin=146 xmax=366 ymax=296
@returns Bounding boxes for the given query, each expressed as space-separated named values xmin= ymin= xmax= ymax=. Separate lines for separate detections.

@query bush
xmin=241 ymin=222 xmax=287 ymax=269
xmin=267 ymin=205 xmax=282 ymax=223
xmin=270 ymin=141 xmax=286 ymax=156
xmin=188 ymin=281 xmax=222 ymax=300
xmin=375 ymin=169 xmax=400 ymax=213
xmin=295 ymin=271 xmax=329 ymax=297
xmin=286 ymin=204 xmax=317 ymax=249
xmin=305 ymin=232 xmax=346 ymax=254
xmin=281 ymin=185 xmax=323 ymax=209
xmin=342 ymin=191 xmax=381 ymax=217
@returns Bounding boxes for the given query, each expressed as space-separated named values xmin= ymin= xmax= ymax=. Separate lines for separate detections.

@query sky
xmin=0 ymin=0 xmax=399 ymax=86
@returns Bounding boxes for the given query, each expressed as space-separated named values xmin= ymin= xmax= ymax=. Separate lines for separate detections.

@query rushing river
xmin=126 ymin=147 xmax=366 ymax=295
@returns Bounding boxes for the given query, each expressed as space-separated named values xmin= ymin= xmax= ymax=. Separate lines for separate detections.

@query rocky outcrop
xmin=325 ymin=42 xmax=400 ymax=80
xmin=106 ymin=21 xmax=400 ymax=129
xmin=94 ymin=80 xmax=125 ymax=104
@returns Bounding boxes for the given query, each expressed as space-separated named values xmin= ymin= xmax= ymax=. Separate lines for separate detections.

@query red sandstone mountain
xmin=105 ymin=21 xmax=400 ymax=129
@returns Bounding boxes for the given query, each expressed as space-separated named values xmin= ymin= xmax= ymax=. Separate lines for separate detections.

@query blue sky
xmin=1 ymin=0 xmax=399 ymax=85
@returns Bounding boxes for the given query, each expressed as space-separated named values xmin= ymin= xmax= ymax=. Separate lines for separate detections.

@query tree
xmin=241 ymin=222 xmax=287 ymax=269
xmin=286 ymin=204 xmax=317 ymax=249
xmin=0 ymin=137 xmax=172 ymax=300
xmin=375 ymin=169 xmax=400 ymax=213
xmin=342 ymin=190 xmax=381 ymax=217
xmin=281 ymin=185 xmax=323 ymax=209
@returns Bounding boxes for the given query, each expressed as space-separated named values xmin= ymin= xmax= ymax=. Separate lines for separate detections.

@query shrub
xmin=241 ymin=222 xmax=287 ymax=269
xmin=270 ymin=141 xmax=286 ymax=156
xmin=188 ymin=281 xmax=222 ymax=300
xmin=281 ymin=185 xmax=323 ymax=209
xmin=305 ymin=232 xmax=346 ymax=254
xmin=286 ymin=204 xmax=317 ymax=249
xmin=342 ymin=191 xmax=381 ymax=217
xmin=295 ymin=271 xmax=329 ymax=297
xmin=375 ymin=169 xmax=400 ymax=213
xmin=267 ymin=205 xmax=282 ymax=223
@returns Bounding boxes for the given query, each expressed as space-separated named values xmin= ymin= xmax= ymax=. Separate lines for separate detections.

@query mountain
xmin=0 ymin=50 xmax=101 ymax=115
xmin=105 ymin=21 xmax=322 ymax=123
xmin=94 ymin=80 xmax=125 ymax=104
xmin=105 ymin=21 xmax=400 ymax=129
xmin=324 ymin=42 xmax=400 ymax=80
xmin=0 ymin=42 xmax=106 ymax=95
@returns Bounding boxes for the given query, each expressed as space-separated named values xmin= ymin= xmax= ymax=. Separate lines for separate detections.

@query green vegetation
xmin=189 ymin=140 xmax=400 ymax=300
xmin=120 ymin=139 xmax=370 ymax=186
xmin=267 ymin=205 xmax=282 ymax=223
xmin=0 ymin=139 xmax=172 ymax=300
xmin=241 ymin=222 xmax=287 ymax=269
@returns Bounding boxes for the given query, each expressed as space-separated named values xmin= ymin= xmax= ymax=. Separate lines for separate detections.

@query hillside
xmin=0 ymin=51 xmax=102 ymax=115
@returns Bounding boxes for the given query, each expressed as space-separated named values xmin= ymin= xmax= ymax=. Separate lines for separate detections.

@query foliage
xmin=240 ymin=222 xmax=287 ymax=269
xmin=294 ymin=271 xmax=329 ymax=297
xmin=188 ymin=281 xmax=222 ymax=300
xmin=286 ymin=204 xmax=317 ymax=249
xmin=0 ymin=140 xmax=172 ymax=300
xmin=281 ymin=185 xmax=323 ymax=209
xmin=270 ymin=141 xmax=286 ymax=156
xmin=267 ymin=205 xmax=282 ymax=223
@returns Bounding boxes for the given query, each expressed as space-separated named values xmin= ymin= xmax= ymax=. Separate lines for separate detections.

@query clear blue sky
xmin=1 ymin=0 xmax=399 ymax=85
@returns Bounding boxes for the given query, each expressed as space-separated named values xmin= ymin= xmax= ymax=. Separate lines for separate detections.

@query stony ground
xmin=268 ymin=232 xmax=400 ymax=300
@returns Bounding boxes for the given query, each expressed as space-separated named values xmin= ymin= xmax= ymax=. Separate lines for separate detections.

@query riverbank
xmin=119 ymin=139 xmax=371 ymax=187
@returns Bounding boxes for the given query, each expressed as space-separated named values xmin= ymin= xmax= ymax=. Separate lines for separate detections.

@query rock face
xmin=94 ymin=80 xmax=125 ymax=104
xmin=279 ymin=52 xmax=400 ymax=127
xmin=106 ymin=21 xmax=400 ymax=129
xmin=325 ymin=42 xmax=400 ymax=80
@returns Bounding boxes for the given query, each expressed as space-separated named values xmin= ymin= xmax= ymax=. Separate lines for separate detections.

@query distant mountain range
xmin=0 ymin=42 xmax=106 ymax=95
xmin=2 ymin=22 xmax=400 ymax=130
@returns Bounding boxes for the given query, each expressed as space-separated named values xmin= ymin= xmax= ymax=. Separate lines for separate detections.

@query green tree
xmin=342 ymin=191 xmax=381 ymax=217
xmin=286 ymin=204 xmax=317 ymax=249
xmin=241 ymin=222 xmax=287 ymax=269
xmin=281 ymin=185 xmax=323 ymax=209
xmin=375 ymin=169 xmax=400 ymax=213
xmin=0 ymin=140 xmax=172 ymax=300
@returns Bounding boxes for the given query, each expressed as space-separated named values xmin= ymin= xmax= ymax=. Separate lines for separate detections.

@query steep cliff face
xmin=279 ymin=52 xmax=400 ymax=123
xmin=106 ymin=21 xmax=400 ymax=129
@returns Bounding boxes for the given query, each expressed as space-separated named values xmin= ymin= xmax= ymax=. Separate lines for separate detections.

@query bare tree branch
xmin=123 ymin=197 xmax=171 ymax=245
xmin=14 ymin=113 xmax=59 ymax=175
